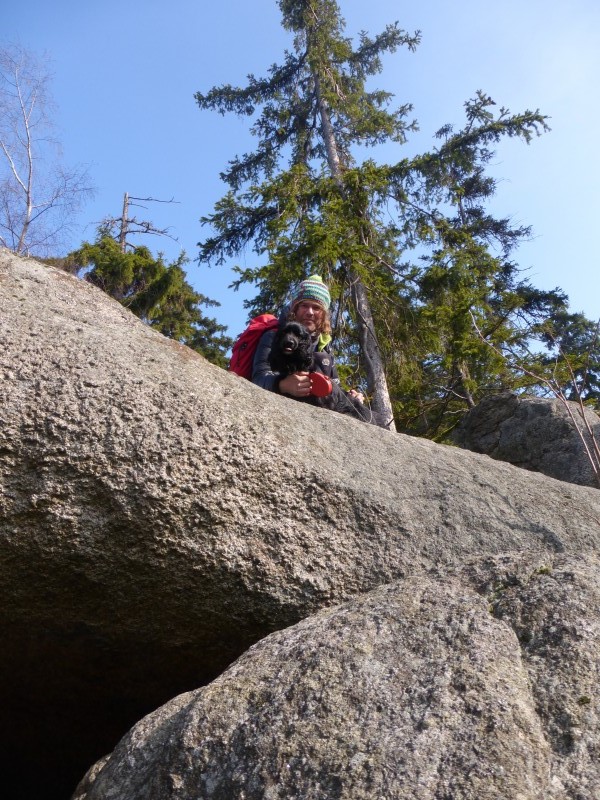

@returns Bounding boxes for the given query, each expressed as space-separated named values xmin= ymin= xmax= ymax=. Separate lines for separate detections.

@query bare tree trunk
xmin=119 ymin=192 xmax=129 ymax=253
xmin=351 ymin=279 xmax=396 ymax=427
xmin=315 ymin=80 xmax=396 ymax=430
xmin=15 ymin=133 xmax=33 ymax=254
xmin=457 ymin=361 xmax=476 ymax=409
xmin=12 ymin=74 xmax=35 ymax=254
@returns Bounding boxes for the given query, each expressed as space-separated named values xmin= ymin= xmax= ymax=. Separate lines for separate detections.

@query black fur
xmin=269 ymin=322 xmax=314 ymax=375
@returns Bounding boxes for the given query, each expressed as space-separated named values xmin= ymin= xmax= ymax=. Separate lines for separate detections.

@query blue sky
xmin=4 ymin=0 xmax=600 ymax=336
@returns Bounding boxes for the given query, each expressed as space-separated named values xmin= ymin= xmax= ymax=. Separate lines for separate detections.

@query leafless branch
xmin=471 ymin=310 xmax=600 ymax=486
xmin=0 ymin=43 xmax=95 ymax=256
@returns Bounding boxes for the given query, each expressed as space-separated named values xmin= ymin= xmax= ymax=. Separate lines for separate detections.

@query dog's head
xmin=270 ymin=321 xmax=313 ymax=374
xmin=277 ymin=322 xmax=312 ymax=356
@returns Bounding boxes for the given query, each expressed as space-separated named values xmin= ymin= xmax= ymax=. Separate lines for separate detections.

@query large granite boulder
xmin=453 ymin=392 xmax=600 ymax=488
xmin=2 ymin=249 xmax=600 ymax=797
xmin=75 ymin=553 xmax=600 ymax=800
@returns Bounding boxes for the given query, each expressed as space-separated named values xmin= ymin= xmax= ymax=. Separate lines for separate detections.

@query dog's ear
xmin=301 ymin=327 xmax=311 ymax=342
xmin=286 ymin=321 xmax=310 ymax=339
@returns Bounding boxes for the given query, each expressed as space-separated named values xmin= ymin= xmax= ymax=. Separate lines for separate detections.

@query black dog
xmin=269 ymin=322 xmax=387 ymax=427
xmin=269 ymin=322 xmax=335 ymax=404
xmin=269 ymin=321 xmax=314 ymax=375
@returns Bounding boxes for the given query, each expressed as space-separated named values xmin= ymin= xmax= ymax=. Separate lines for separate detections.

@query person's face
xmin=294 ymin=301 xmax=324 ymax=333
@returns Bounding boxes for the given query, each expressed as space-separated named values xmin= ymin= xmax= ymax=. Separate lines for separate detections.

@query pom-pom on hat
xmin=291 ymin=275 xmax=331 ymax=311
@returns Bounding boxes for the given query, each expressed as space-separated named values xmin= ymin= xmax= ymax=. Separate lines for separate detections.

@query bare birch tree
xmin=0 ymin=44 xmax=95 ymax=256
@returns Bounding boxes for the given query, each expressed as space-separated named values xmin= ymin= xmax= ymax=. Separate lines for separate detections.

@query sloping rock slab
xmin=453 ymin=392 xmax=600 ymax=488
xmin=76 ymin=553 xmax=600 ymax=800
xmin=3 ymin=250 xmax=600 ymax=797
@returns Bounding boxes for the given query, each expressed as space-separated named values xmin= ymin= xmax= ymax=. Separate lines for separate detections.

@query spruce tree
xmin=514 ymin=311 xmax=600 ymax=405
xmin=71 ymin=234 xmax=232 ymax=367
xmin=196 ymin=1 xmax=566 ymax=436
xmin=385 ymin=92 xmax=569 ymax=437
xmin=196 ymin=0 xmax=421 ymax=429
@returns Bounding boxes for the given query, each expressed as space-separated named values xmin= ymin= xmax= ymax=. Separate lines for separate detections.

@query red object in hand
xmin=309 ymin=372 xmax=333 ymax=397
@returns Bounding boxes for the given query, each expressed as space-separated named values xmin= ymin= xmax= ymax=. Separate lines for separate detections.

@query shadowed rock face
xmin=2 ymin=250 xmax=600 ymax=797
xmin=453 ymin=391 xmax=600 ymax=488
xmin=76 ymin=553 xmax=600 ymax=800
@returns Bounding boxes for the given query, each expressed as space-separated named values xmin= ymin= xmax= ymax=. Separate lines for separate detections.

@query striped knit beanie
xmin=291 ymin=275 xmax=331 ymax=311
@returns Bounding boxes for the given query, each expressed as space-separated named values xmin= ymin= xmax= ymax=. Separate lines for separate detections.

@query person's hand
xmin=279 ymin=371 xmax=312 ymax=397
xmin=347 ymin=388 xmax=365 ymax=404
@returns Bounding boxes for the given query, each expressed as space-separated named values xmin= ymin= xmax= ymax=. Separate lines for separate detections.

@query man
xmin=252 ymin=275 xmax=383 ymax=422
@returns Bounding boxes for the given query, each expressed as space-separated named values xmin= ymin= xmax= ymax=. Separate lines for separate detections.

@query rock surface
xmin=453 ymin=392 xmax=600 ymax=488
xmin=2 ymin=250 xmax=600 ymax=797
xmin=76 ymin=553 xmax=600 ymax=800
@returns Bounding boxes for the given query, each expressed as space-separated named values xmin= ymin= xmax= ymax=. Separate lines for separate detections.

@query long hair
xmin=287 ymin=304 xmax=332 ymax=336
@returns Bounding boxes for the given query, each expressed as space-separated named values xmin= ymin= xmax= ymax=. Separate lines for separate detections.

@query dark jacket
xmin=252 ymin=322 xmax=389 ymax=428
xmin=251 ymin=327 xmax=340 ymax=392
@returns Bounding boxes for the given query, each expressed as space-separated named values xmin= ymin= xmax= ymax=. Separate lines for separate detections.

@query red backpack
xmin=229 ymin=314 xmax=279 ymax=379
